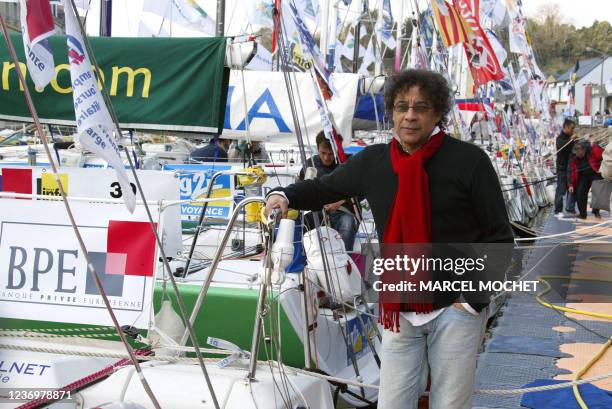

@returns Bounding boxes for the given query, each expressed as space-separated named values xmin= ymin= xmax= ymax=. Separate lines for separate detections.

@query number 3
xmin=110 ymin=181 xmax=137 ymax=198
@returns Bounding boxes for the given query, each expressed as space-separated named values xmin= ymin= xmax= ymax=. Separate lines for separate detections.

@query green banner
xmin=0 ymin=34 xmax=228 ymax=133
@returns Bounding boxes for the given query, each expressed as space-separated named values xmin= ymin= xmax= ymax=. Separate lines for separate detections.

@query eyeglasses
xmin=393 ymin=103 xmax=432 ymax=114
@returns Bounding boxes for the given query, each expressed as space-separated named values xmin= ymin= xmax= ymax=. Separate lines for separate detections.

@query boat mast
xmin=320 ymin=0 xmax=329 ymax=67
xmin=394 ymin=0 xmax=403 ymax=72
xmin=352 ymin=0 xmax=362 ymax=73
xmin=99 ymin=0 xmax=112 ymax=36
xmin=375 ymin=0 xmax=383 ymax=75
xmin=216 ymin=0 xmax=225 ymax=36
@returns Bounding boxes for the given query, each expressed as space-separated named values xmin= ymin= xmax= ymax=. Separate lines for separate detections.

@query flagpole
xmin=65 ymin=2 xmax=221 ymax=407
xmin=0 ymin=13 xmax=162 ymax=409
xmin=352 ymin=0 xmax=361 ymax=73
xmin=394 ymin=1 xmax=403 ymax=72
xmin=216 ymin=0 xmax=225 ymax=36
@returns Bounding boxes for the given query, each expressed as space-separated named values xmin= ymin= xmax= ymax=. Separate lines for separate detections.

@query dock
xmin=473 ymin=209 xmax=612 ymax=408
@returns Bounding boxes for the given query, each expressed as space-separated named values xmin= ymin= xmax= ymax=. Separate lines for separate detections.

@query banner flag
xmin=455 ymin=0 xmax=504 ymax=85
xmin=64 ymin=0 xmax=136 ymax=213
xmin=18 ymin=0 xmax=55 ymax=89
xmin=430 ymin=0 xmax=474 ymax=48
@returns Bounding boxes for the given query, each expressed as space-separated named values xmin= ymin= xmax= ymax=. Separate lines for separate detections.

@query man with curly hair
xmin=265 ymin=69 xmax=512 ymax=408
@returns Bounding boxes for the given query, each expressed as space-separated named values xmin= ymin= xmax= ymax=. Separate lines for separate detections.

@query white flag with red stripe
xmin=18 ymin=0 xmax=55 ymax=89
xmin=63 ymin=0 xmax=136 ymax=213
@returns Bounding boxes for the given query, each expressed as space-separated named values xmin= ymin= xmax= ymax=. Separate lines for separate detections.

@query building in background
xmin=547 ymin=57 xmax=612 ymax=119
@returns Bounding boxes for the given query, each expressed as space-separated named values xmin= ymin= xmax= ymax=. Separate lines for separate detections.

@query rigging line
xmin=237 ymin=47 xmax=252 ymax=150
xmin=270 ymin=287 xmax=297 ymax=408
xmin=276 ymin=14 xmax=309 ymax=167
xmin=65 ymin=2 xmax=220 ymax=407
xmin=261 ymin=302 xmax=288 ymax=407
xmin=313 ymin=220 xmax=366 ymax=397
xmin=0 ymin=8 xmax=164 ymax=408
xmin=276 ymin=13 xmax=328 ymax=233
xmin=278 ymin=5 xmax=365 ymax=381
xmin=287 ymin=63 xmax=315 ymax=168
xmin=226 ymin=0 xmax=239 ymax=35
xmin=276 ymin=307 xmax=306 ymax=409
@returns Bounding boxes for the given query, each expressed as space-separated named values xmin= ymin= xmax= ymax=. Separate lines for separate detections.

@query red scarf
xmin=379 ymin=130 xmax=445 ymax=332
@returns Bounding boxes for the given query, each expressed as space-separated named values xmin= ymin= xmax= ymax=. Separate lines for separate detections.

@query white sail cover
xmin=222 ymin=71 xmax=359 ymax=146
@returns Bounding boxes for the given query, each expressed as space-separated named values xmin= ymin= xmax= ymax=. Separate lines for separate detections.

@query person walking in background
xmin=554 ymin=119 xmax=577 ymax=215
xmin=589 ymin=135 xmax=605 ymax=217
xmin=569 ymin=140 xmax=599 ymax=220
xmin=600 ymin=136 xmax=612 ymax=211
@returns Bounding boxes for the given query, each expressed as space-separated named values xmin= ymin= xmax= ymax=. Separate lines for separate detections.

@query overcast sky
xmin=520 ymin=0 xmax=611 ymax=28
xmin=81 ymin=0 xmax=611 ymax=37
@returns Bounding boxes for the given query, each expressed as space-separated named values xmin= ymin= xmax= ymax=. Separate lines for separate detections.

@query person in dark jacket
xmin=265 ymin=69 xmax=513 ymax=409
xmin=189 ymin=136 xmax=230 ymax=162
xmin=554 ymin=119 xmax=577 ymax=214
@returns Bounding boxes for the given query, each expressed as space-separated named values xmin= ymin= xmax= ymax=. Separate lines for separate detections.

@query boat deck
xmin=473 ymin=209 xmax=612 ymax=408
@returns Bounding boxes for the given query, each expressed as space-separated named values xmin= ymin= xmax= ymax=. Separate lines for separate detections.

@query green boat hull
xmin=0 ymin=281 xmax=308 ymax=368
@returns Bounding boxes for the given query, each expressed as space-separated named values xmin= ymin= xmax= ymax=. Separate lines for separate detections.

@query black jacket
xmin=190 ymin=142 xmax=228 ymax=162
xmin=275 ymin=134 xmax=513 ymax=311
xmin=556 ymin=131 xmax=575 ymax=172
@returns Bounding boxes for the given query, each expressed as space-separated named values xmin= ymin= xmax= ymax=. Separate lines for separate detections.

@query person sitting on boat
xmin=189 ymin=135 xmax=230 ymax=163
xmin=554 ymin=118 xmax=577 ymax=215
xmin=569 ymin=140 xmax=602 ymax=219
xmin=265 ymin=69 xmax=513 ymax=409
xmin=228 ymin=140 xmax=269 ymax=164
xmin=298 ymin=131 xmax=359 ymax=252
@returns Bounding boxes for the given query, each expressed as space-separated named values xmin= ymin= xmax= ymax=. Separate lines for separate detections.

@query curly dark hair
xmin=383 ymin=69 xmax=452 ymax=125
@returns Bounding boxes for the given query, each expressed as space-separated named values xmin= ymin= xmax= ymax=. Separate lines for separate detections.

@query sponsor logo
xmin=1 ymin=220 xmax=155 ymax=311
xmin=66 ymin=35 xmax=86 ymax=65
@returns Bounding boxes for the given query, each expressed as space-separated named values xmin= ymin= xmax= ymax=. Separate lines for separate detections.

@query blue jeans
xmin=328 ymin=210 xmax=358 ymax=252
xmin=378 ymin=306 xmax=487 ymax=409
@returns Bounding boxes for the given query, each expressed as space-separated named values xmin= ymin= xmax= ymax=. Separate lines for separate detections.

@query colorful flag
xmin=430 ymin=0 xmax=474 ymax=48
xmin=420 ymin=8 xmax=435 ymax=49
xmin=18 ymin=0 xmax=55 ymax=89
xmin=408 ymin=27 xmax=427 ymax=70
xmin=293 ymin=0 xmax=319 ymax=34
xmin=508 ymin=6 xmax=529 ymax=54
xmin=142 ymin=0 xmax=215 ymax=35
xmin=381 ymin=0 xmax=396 ymax=50
xmin=248 ymin=0 xmax=274 ymax=27
xmin=63 ymin=0 xmax=136 ymax=213
xmin=479 ymin=0 xmax=507 ymax=27
xmin=455 ymin=0 xmax=504 ymax=85
xmin=484 ymin=28 xmax=506 ymax=64
xmin=287 ymin=1 xmax=336 ymax=93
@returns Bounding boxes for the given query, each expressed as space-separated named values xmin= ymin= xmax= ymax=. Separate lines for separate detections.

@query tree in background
xmin=526 ymin=4 xmax=611 ymax=76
